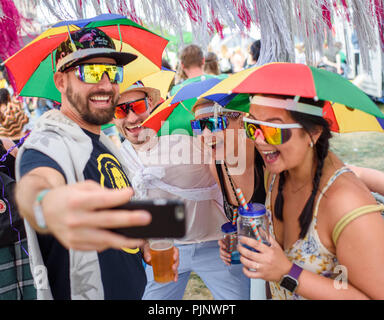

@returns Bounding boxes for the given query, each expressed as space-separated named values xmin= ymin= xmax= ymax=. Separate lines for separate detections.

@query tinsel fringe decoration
xmin=0 ymin=0 xmax=25 ymax=61
xmin=9 ymin=0 xmax=384 ymax=73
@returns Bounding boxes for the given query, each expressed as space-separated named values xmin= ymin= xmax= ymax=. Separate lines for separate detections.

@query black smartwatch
xmin=280 ymin=263 xmax=303 ymax=293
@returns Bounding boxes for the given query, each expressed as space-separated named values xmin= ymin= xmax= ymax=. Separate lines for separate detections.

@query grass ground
xmin=183 ymin=108 xmax=384 ymax=299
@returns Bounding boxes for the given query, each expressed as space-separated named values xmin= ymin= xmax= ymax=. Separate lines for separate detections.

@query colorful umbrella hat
xmin=142 ymin=76 xmax=249 ymax=136
xmin=201 ymin=62 xmax=384 ymax=120
xmin=139 ymin=67 xmax=176 ymax=100
xmin=324 ymin=102 xmax=384 ymax=133
xmin=4 ymin=13 xmax=168 ymax=102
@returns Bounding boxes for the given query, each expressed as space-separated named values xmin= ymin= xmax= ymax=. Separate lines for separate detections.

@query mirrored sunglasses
xmin=190 ymin=116 xmax=228 ymax=135
xmin=243 ymin=117 xmax=302 ymax=145
xmin=72 ymin=64 xmax=124 ymax=84
xmin=114 ymin=97 xmax=149 ymax=119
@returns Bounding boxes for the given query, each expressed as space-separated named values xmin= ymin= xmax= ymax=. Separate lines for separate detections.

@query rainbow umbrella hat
xmin=139 ymin=67 xmax=176 ymax=101
xmin=201 ymin=63 xmax=384 ymax=126
xmin=142 ymin=77 xmax=249 ymax=136
xmin=4 ymin=13 xmax=168 ymax=102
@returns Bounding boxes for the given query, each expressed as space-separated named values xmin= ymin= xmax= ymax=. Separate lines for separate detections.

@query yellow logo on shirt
xmin=97 ymin=153 xmax=139 ymax=254
xmin=97 ymin=153 xmax=130 ymax=189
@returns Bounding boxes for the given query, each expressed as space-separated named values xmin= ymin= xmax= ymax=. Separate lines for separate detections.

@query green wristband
xmin=33 ymin=189 xmax=50 ymax=230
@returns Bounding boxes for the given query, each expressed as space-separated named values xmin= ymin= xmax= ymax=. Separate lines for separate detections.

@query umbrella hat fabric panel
xmin=4 ymin=14 xmax=168 ymax=102
xmin=140 ymin=68 xmax=176 ymax=100
xmin=324 ymin=102 xmax=384 ymax=133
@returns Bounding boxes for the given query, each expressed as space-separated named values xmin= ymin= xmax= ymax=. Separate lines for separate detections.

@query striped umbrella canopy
xmin=4 ymin=13 xmax=168 ymax=102
xmin=200 ymin=62 xmax=384 ymax=132
xmin=139 ymin=67 xmax=175 ymax=100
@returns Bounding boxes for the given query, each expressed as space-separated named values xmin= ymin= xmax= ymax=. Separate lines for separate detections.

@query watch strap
xmin=288 ymin=263 xmax=303 ymax=280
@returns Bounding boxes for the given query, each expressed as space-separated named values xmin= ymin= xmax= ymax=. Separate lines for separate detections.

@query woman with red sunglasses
xmin=238 ymin=94 xmax=384 ymax=299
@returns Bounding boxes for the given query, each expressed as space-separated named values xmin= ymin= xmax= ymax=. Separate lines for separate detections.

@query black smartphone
xmin=109 ymin=199 xmax=186 ymax=238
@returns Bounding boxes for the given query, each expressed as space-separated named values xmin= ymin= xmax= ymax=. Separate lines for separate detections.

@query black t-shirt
xmin=19 ymin=129 xmax=146 ymax=300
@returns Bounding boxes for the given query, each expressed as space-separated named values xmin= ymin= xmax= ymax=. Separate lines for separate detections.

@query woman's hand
xmin=238 ymin=235 xmax=292 ymax=282
xmin=218 ymin=239 xmax=232 ymax=266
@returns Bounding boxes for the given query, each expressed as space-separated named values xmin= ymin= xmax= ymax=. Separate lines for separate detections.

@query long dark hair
xmin=273 ymin=97 xmax=331 ymax=238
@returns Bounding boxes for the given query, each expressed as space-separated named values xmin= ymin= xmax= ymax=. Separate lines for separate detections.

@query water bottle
xmin=238 ymin=203 xmax=269 ymax=300
xmin=237 ymin=202 xmax=270 ymax=252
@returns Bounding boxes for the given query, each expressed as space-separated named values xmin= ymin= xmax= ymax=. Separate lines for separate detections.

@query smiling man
xmin=15 ymin=28 xmax=153 ymax=300
xmin=114 ymin=81 xmax=160 ymax=146
xmin=114 ymin=84 xmax=249 ymax=301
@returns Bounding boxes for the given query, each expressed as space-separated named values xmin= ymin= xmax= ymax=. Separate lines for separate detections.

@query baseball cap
xmin=55 ymin=27 xmax=137 ymax=71
xmin=121 ymin=81 xmax=161 ymax=106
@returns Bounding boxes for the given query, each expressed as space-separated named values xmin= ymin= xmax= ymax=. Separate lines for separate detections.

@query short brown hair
xmin=180 ymin=44 xmax=204 ymax=69
xmin=204 ymin=52 xmax=220 ymax=75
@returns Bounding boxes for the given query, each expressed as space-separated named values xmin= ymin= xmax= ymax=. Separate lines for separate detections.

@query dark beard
xmin=66 ymin=82 xmax=118 ymax=125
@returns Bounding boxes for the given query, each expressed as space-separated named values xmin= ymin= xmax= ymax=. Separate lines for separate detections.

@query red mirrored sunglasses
xmin=114 ymin=97 xmax=149 ymax=119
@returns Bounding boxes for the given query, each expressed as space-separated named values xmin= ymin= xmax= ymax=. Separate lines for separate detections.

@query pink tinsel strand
xmin=213 ymin=18 xmax=224 ymax=39
xmin=253 ymin=0 xmax=259 ymax=25
xmin=332 ymin=0 xmax=341 ymax=17
xmin=340 ymin=0 xmax=350 ymax=22
xmin=232 ymin=0 xmax=252 ymax=30
xmin=374 ymin=0 xmax=384 ymax=49
xmin=206 ymin=22 xmax=214 ymax=35
xmin=321 ymin=1 xmax=333 ymax=30
xmin=178 ymin=0 xmax=202 ymax=23
xmin=117 ymin=0 xmax=125 ymax=15
xmin=0 ymin=0 xmax=24 ymax=62
xmin=210 ymin=7 xmax=224 ymax=39
xmin=129 ymin=0 xmax=142 ymax=25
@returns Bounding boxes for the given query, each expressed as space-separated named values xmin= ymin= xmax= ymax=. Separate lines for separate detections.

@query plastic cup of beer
xmin=149 ymin=239 xmax=175 ymax=283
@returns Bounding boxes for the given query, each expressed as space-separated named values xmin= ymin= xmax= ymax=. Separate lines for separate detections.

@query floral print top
xmin=266 ymin=167 xmax=352 ymax=300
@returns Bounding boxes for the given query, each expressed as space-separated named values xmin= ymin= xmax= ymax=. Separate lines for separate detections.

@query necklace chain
xmin=223 ymin=161 xmax=241 ymax=206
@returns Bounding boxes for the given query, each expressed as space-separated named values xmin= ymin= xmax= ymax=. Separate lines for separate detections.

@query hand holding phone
xmin=109 ymin=199 xmax=186 ymax=239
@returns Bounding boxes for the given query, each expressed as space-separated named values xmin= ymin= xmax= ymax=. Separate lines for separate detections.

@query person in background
xmin=204 ymin=52 xmax=220 ymax=75
xmin=0 ymin=166 xmax=36 ymax=300
xmin=230 ymin=47 xmax=246 ymax=73
xmin=244 ymin=40 xmax=261 ymax=69
xmin=321 ymin=41 xmax=345 ymax=75
xmin=347 ymin=165 xmax=384 ymax=196
xmin=171 ymin=44 xmax=226 ymax=96
xmin=295 ymin=43 xmax=306 ymax=65
xmin=34 ymin=98 xmax=55 ymax=118
xmin=219 ymin=45 xmax=233 ymax=74
xmin=0 ymin=88 xmax=29 ymax=142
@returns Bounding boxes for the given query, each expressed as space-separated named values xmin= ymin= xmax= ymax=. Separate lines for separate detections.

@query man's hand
xmin=41 ymin=180 xmax=152 ymax=252
xmin=142 ymin=241 xmax=179 ymax=282
xmin=16 ymin=168 xmax=152 ymax=252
